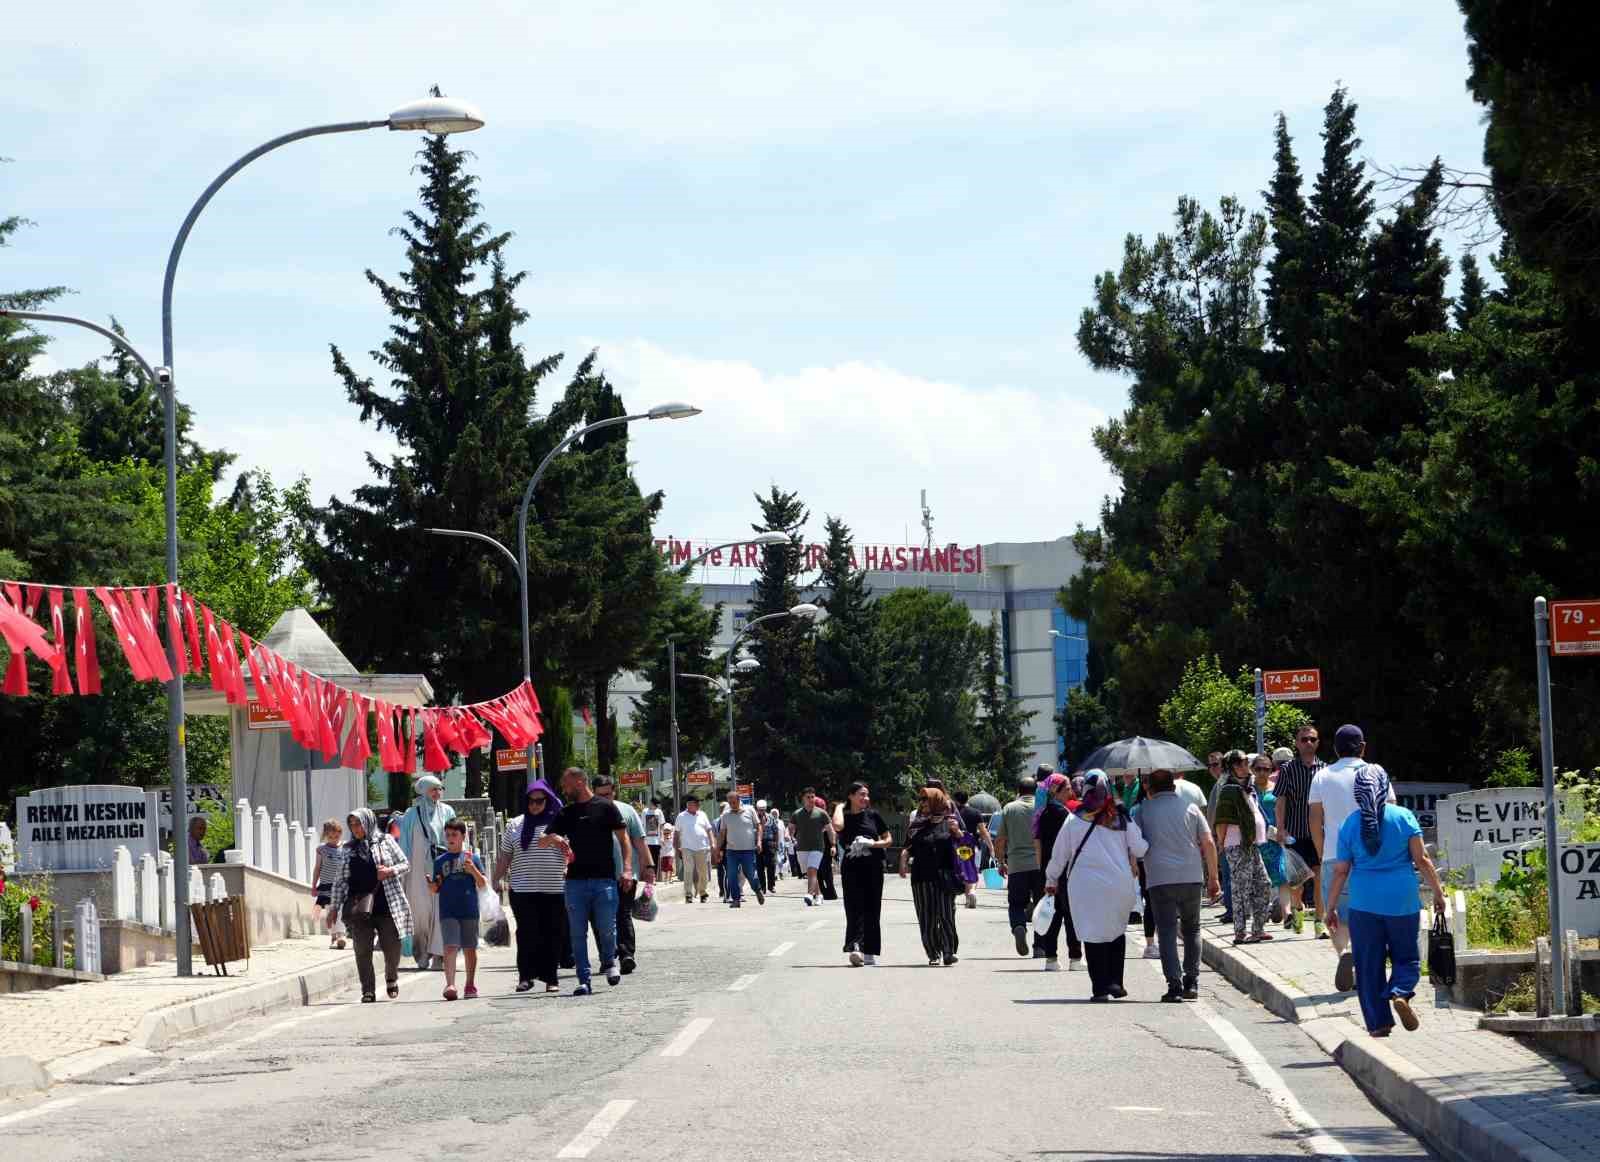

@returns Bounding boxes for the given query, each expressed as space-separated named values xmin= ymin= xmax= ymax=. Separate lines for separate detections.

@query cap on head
xmin=1272 ymin=747 xmax=1294 ymax=764
xmin=1334 ymin=724 xmax=1365 ymax=757
xmin=1035 ymin=764 xmax=1055 ymax=779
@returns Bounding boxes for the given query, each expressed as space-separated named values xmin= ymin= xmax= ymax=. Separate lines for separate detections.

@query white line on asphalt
xmin=557 ymin=1099 xmax=636 ymax=1158
xmin=806 ymin=919 xmax=827 ymax=931
xmin=728 ymin=974 xmax=760 ymax=991
xmin=1137 ymin=938 xmax=1354 ymax=1160
xmin=1112 ymin=1106 xmax=1164 ymax=1112
xmin=0 ymin=1090 xmax=106 ymax=1128
xmin=660 ymin=1017 xmax=715 ymax=1058
xmin=768 ymin=941 xmax=795 ymax=957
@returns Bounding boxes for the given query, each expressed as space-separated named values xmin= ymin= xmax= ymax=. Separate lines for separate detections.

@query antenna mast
xmin=920 ymin=489 xmax=934 ymax=551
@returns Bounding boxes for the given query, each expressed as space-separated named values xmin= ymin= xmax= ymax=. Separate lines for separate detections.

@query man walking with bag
xmin=1137 ymin=769 xmax=1220 ymax=1001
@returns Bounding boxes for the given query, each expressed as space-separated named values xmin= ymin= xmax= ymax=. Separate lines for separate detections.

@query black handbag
xmin=1428 ymin=911 xmax=1456 ymax=986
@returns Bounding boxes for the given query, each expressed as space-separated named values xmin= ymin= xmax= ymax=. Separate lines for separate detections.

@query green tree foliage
xmin=734 ymin=487 xmax=816 ymax=803
xmin=629 ymin=575 xmax=723 ymax=773
xmin=800 ymin=516 xmax=882 ymax=792
xmin=1156 ymin=656 xmax=1309 ymax=761
xmin=542 ymin=686 xmax=577 ymax=776
xmin=1056 ymin=684 xmax=1116 ymax=770
xmin=971 ymin=614 xmax=1032 ymax=782
xmin=872 ymin=588 xmax=986 ymax=776
xmin=1459 ymin=0 xmax=1600 ymax=314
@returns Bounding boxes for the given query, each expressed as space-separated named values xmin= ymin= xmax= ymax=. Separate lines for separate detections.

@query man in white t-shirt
xmin=673 ymin=796 xmax=715 ymax=903
xmin=1308 ymin=724 xmax=1395 ymax=992
xmin=642 ymin=799 xmax=665 ymax=880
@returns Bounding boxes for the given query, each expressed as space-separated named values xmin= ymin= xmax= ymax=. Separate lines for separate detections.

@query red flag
xmin=73 ymin=588 xmax=101 ymax=695
xmin=96 ymin=587 xmax=155 ymax=682
xmin=202 ymin=605 xmax=226 ymax=694
xmin=374 ymin=700 xmax=399 ymax=771
xmin=0 ymin=586 xmax=60 ymax=689
xmin=242 ymin=633 xmax=276 ymax=711
xmin=314 ymin=677 xmax=339 ymax=760
xmin=340 ymin=693 xmax=372 ymax=769
xmin=181 ymin=591 xmax=204 ymax=674
xmin=2 ymin=584 xmax=41 ymax=695
xmin=218 ymin=620 xmax=247 ymax=706
xmin=47 ymin=589 xmax=72 ymax=695
xmin=164 ymin=585 xmax=189 ymax=677
xmin=128 ymin=587 xmax=174 ymax=683
xmin=581 ymin=704 xmax=593 ymax=728
xmin=421 ymin=710 xmax=450 ymax=773
xmin=455 ymin=709 xmax=492 ymax=752
xmin=401 ymin=709 xmax=417 ymax=775
xmin=435 ymin=710 xmax=465 ymax=754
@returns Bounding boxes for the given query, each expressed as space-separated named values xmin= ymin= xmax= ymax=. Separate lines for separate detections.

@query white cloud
xmin=598 ymin=340 xmax=1116 ymax=546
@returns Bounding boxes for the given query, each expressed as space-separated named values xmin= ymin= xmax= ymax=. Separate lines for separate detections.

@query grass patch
xmin=1486 ymin=971 xmax=1600 ymax=1015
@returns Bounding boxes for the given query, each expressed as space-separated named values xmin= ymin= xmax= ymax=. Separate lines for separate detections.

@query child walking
xmin=311 ymin=819 xmax=346 ymax=950
xmin=431 ymin=819 xmax=487 ymax=1000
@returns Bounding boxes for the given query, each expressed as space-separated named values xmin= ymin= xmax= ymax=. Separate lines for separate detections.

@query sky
xmin=6 ymin=1 xmax=1489 ymax=555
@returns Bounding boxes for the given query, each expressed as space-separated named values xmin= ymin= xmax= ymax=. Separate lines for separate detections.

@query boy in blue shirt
xmin=430 ymin=819 xmax=487 ymax=1000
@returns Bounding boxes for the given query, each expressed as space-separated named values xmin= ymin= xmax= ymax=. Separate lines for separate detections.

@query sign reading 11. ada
xmin=14 ymin=785 xmax=162 ymax=872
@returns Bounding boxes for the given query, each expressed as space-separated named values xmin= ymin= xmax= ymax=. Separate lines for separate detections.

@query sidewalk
xmin=1196 ymin=906 xmax=1600 ymax=1162
xmin=0 ymin=934 xmax=356 ymax=1099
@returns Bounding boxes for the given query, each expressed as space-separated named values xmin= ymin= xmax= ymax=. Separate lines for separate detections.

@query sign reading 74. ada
xmin=1263 ymin=669 xmax=1321 ymax=702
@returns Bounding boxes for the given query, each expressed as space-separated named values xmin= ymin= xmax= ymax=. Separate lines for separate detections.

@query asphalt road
xmin=0 ymin=876 xmax=1436 ymax=1161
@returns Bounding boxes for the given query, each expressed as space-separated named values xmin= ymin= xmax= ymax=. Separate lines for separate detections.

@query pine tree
xmin=735 ymin=486 xmax=815 ymax=804
xmin=629 ymin=578 xmax=723 ymax=771
xmin=972 ymin=615 xmax=1031 ymax=781
xmin=1455 ymin=251 xmax=1488 ymax=329
xmin=1263 ymin=112 xmax=1313 ymax=377
xmin=801 ymin=516 xmax=880 ymax=792
xmin=1309 ymin=87 xmax=1375 ymax=301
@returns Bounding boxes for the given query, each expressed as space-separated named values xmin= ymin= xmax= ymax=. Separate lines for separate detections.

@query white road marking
xmin=728 ymin=974 xmax=760 ymax=991
xmin=0 ymin=1090 xmax=106 ymax=1128
xmin=557 ymin=1099 xmax=636 ymax=1158
xmin=768 ymin=941 xmax=795 ymax=957
xmin=806 ymin=919 xmax=827 ymax=931
xmin=1112 ymin=1105 xmax=1164 ymax=1112
xmin=1138 ymin=939 xmax=1355 ymax=1159
xmin=659 ymin=1017 xmax=714 ymax=1058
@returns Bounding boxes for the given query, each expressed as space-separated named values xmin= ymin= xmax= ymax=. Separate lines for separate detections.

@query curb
xmin=132 ymin=954 xmax=359 ymax=1051
xmin=1197 ymin=926 xmax=1570 ymax=1162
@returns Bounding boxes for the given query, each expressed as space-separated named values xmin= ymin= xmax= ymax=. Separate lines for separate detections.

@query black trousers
xmin=348 ymin=909 xmax=401 ymax=998
xmin=841 ymin=857 xmax=884 ymax=955
xmin=509 ymin=890 xmax=564 ymax=987
xmin=1038 ymin=889 xmax=1081 ymax=960
xmin=817 ymin=853 xmax=837 ymax=900
xmin=759 ymin=848 xmax=778 ymax=891
xmin=910 ymin=879 xmax=959 ymax=959
xmin=1007 ymin=868 xmax=1044 ymax=944
xmin=1084 ymin=935 xmax=1126 ymax=997
xmin=715 ymin=858 xmax=727 ymax=897
xmin=616 ymin=880 xmax=637 ymax=961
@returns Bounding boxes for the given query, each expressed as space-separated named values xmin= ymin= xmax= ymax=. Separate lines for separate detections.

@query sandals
xmin=386 ymin=982 xmax=400 ymax=1000
xmin=515 ymin=980 xmax=534 ymax=993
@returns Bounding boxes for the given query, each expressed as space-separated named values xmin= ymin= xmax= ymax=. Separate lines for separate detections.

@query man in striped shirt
xmin=1274 ymin=724 xmax=1326 ymax=935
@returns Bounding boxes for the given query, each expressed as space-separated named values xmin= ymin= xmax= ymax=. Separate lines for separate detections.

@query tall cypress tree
xmin=735 ymin=486 xmax=814 ymax=805
xmin=800 ymin=516 xmax=880 ymax=793
xmin=1263 ymin=112 xmax=1313 ymax=384
xmin=972 ymin=614 xmax=1032 ymax=781
xmin=630 ymin=578 xmax=723 ymax=771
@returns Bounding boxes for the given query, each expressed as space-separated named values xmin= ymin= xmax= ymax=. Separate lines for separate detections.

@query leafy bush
xmin=1 ymin=875 xmax=69 ymax=967
xmin=1485 ymin=747 xmax=1537 ymax=788
xmin=1158 ymin=656 xmax=1310 ymax=760
xmin=1465 ymin=849 xmax=1549 ymax=950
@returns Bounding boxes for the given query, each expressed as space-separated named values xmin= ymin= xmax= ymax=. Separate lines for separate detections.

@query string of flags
xmin=0 ymin=579 xmax=541 ymax=774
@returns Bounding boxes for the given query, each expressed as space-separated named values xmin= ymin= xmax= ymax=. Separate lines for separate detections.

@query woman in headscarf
xmin=494 ymin=780 xmax=567 ymax=994
xmin=1323 ymin=764 xmax=1447 ymax=1037
xmin=1033 ymin=774 xmax=1081 ymax=972
xmin=1045 ymin=771 xmax=1148 ymax=1001
xmin=326 ymin=808 xmax=412 ymax=1003
xmin=1213 ymin=750 xmax=1274 ymax=945
xmin=399 ymin=775 xmax=456 ymax=969
xmin=898 ymin=786 xmax=963 ymax=966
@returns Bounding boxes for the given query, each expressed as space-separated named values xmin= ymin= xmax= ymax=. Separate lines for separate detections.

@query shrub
xmin=1157 ymin=656 xmax=1310 ymax=760
xmin=1 ymin=875 xmax=70 ymax=967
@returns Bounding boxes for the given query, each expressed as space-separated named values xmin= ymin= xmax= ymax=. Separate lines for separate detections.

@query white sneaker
xmin=862 ymin=954 xmax=877 ymax=966
xmin=849 ymin=949 xmax=864 ymax=967
xmin=1044 ymin=958 xmax=1061 ymax=972
xmin=1143 ymin=943 xmax=1162 ymax=959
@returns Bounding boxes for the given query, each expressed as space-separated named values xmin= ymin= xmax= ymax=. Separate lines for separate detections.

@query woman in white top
xmin=1046 ymin=770 xmax=1148 ymax=1002
xmin=494 ymin=780 xmax=568 ymax=993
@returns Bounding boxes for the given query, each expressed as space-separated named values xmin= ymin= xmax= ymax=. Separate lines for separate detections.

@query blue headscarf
xmin=1354 ymin=763 xmax=1391 ymax=856
xmin=520 ymin=779 xmax=563 ymax=849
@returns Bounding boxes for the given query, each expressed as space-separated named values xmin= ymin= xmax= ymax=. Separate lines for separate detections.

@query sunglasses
xmin=528 ymin=794 xmax=548 ymax=803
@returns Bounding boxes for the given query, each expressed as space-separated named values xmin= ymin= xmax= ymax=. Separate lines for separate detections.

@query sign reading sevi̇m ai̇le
xmin=1434 ymin=787 xmax=1581 ymax=872
xmin=14 ymin=785 xmax=162 ymax=872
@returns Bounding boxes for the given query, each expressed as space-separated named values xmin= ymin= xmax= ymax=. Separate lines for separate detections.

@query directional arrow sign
xmin=1263 ymin=668 xmax=1322 ymax=702
xmin=1551 ymin=600 xmax=1600 ymax=656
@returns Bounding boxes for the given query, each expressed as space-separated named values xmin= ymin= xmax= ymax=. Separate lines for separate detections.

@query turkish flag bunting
xmin=164 ymin=586 xmax=189 ymax=677
xmin=181 ymin=591 xmax=204 ymax=673
xmin=374 ymin=700 xmax=398 ymax=771
xmin=455 ymin=709 xmax=492 ymax=752
xmin=313 ymin=677 xmax=339 ymax=759
xmin=2 ymin=584 xmax=41 ymax=695
xmin=434 ymin=710 xmax=465 ymax=754
xmin=97 ymin=588 xmax=155 ymax=682
xmin=72 ymin=588 xmax=102 ymax=695
xmin=340 ymin=693 xmax=372 ymax=769
xmin=47 ymin=589 xmax=73 ymax=695
xmin=218 ymin=620 xmax=247 ymax=706
xmin=421 ymin=710 xmax=450 ymax=773
xmin=201 ymin=605 xmax=226 ymax=694
xmin=1 ymin=585 xmax=62 ymax=692
xmin=242 ymin=633 xmax=275 ymax=712
xmin=129 ymin=587 xmax=174 ymax=684
xmin=402 ymin=709 xmax=417 ymax=775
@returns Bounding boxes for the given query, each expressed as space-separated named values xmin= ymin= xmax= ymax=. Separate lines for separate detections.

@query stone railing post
xmin=138 ymin=852 xmax=160 ymax=926
xmin=75 ymin=899 xmax=101 ymax=974
xmin=158 ymin=852 xmax=175 ymax=932
xmin=288 ymin=821 xmax=305 ymax=882
xmin=272 ymin=814 xmax=290 ymax=876
xmin=254 ymin=806 xmax=271 ymax=871
xmin=208 ymin=872 xmax=228 ymax=902
xmin=20 ymin=902 xmax=34 ymax=964
xmin=53 ymin=904 xmax=65 ymax=968
xmin=112 ymin=845 xmax=137 ymax=921
xmin=235 ymin=799 xmax=254 ymax=866
xmin=303 ymin=831 xmax=317 ymax=884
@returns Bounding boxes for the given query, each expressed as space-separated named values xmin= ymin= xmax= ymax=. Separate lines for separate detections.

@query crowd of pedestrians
xmin=313 ymin=720 xmax=1446 ymax=1040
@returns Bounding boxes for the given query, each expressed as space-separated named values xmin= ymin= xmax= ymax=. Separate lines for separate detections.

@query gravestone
xmin=112 ymin=845 xmax=136 ymax=920
xmin=13 ymin=786 xmax=161 ymax=872
xmin=157 ymin=783 xmax=226 ymax=830
xmin=75 ymin=899 xmax=101 ymax=974
xmin=0 ymin=820 xmax=14 ymax=870
xmin=1435 ymin=788 xmax=1579 ymax=874
xmin=189 ymin=865 xmax=205 ymax=904
xmin=138 ymin=853 xmax=159 ymax=926
xmin=1392 ymin=782 xmax=1470 ymax=832
xmin=1470 ymin=839 xmax=1542 ymax=887
xmin=19 ymin=903 xmax=33 ymax=963
xmin=234 ymin=799 xmax=254 ymax=866
xmin=1555 ymin=843 xmax=1600 ymax=938
xmin=158 ymin=853 xmax=175 ymax=932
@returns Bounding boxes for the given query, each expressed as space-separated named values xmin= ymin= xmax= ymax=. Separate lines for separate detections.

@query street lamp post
xmin=680 ymin=662 xmax=758 ymax=795
xmin=666 ymin=533 xmax=786 ymax=812
xmin=724 ymin=603 xmax=820 ymax=785
xmin=160 ymin=96 xmax=485 ymax=975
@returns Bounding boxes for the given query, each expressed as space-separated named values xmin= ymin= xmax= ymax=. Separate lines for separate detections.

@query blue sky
xmin=7 ymin=1 xmax=1489 ymax=557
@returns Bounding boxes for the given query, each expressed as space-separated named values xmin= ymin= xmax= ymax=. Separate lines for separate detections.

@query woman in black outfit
xmin=1034 ymin=774 xmax=1082 ymax=970
xmin=899 ymin=787 xmax=962 ymax=966
xmin=835 ymin=782 xmax=892 ymax=967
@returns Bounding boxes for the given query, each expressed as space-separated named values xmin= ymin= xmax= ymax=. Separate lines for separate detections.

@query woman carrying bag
xmin=899 ymin=787 xmax=963 ymax=966
xmin=1045 ymin=771 xmax=1148 ymax=1002
xmin=326 ymin=807 xmax=413 ymax=1003
xmin=835 ymin=783 xmax=892 ymax=967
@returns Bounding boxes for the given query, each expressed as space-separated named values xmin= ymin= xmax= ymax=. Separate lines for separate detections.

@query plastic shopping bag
xmin=1280 ymin=844 xmax=1314 ymax=888
xmin=1031 ymin=892 xmax=1056 ymax=936
xmin=631 ymin=882 xmax=659 ymax=923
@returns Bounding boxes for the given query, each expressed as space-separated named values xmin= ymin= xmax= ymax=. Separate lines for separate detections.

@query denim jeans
xmin=725 ymin=849 xmax=760 ymax=902
xmin=564 ymin=877 xmax=618 ymax=985
xmin=1347 ymin=909 xmax=1421 ymax=1033
xmin=1148 ymin=881 xmax=1203 ymax=991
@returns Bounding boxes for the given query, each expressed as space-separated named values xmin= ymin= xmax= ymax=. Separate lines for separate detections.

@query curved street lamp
xmin=725 ymin=602 xmax=820 ymax=784
xmin=159 ymin=96 xmax=485 ymax=975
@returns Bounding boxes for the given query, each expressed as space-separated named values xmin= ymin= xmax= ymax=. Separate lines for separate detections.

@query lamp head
xmin=750 ymin=532 xmax=788 ymax=547
xmin=647 ymin=402 xmax=702 ymax=420
xmin=387 ymin=97 xmax=485 ymax=134
xmin=789 ymin=603 xmax=821 ymax=619
xmin=733 ymin=658 xmax=761 ymax=674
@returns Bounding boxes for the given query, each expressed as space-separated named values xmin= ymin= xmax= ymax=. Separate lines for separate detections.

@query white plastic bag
xmin=478 ymin=885 xmax=506 ymax=926
xmin=1031 ymin=892 xmax=1056 ymax=936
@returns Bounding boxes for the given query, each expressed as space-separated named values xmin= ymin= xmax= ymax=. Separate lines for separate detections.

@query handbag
xmin=1428 ymin=911 xmax=1456 ymax=986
